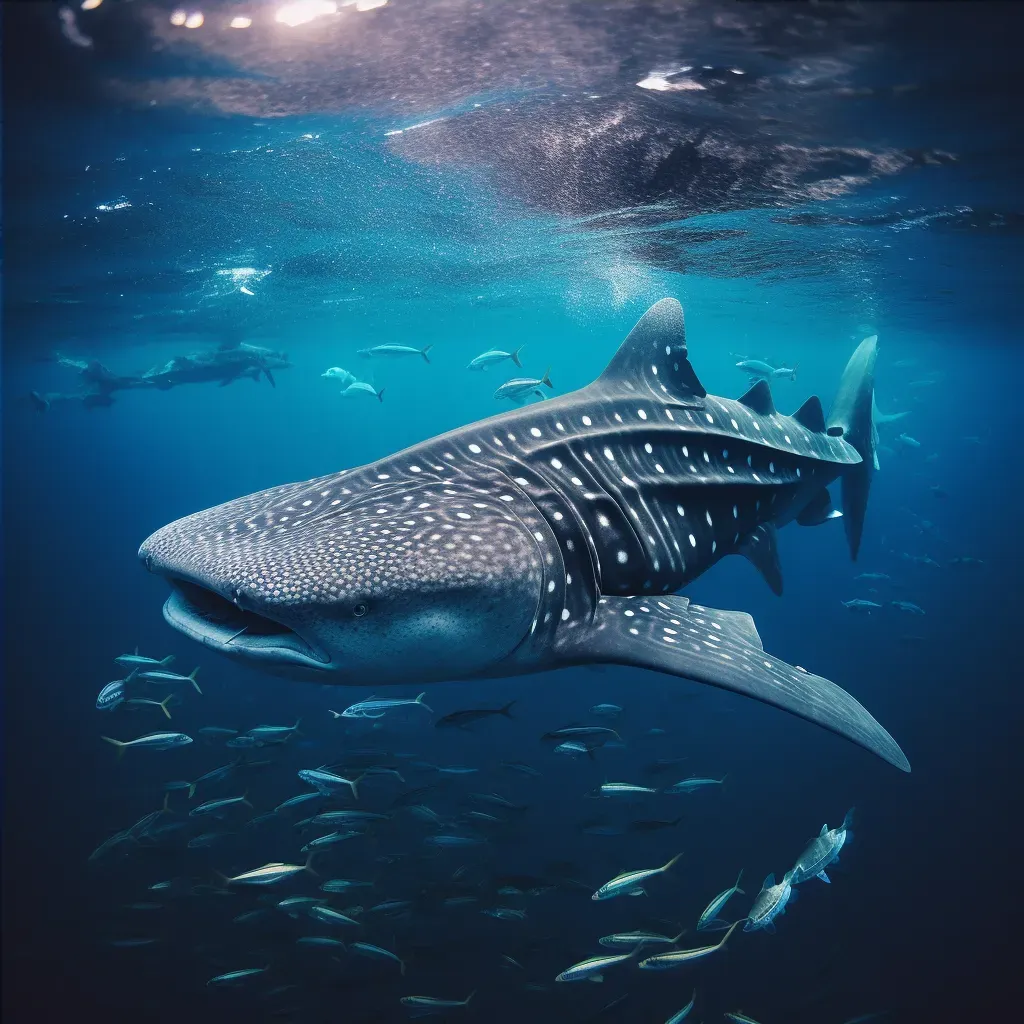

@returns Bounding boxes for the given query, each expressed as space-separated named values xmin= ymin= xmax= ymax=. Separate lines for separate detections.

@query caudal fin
xmin=500 ymin=700 xmax=516 ymax=718
xmin=102 ymin=736 xmax=128 ymax=760
xmin=827 ymin=336 xmax=878 ymax=561
xmin=511 ymin=346 xmax=524 ymax=368
xmin=421 ymin=345 xmax=433 ymax=364
xmin=158 ymin=695 xmax=173 ymax=720
xmin=415 ymin=693 xmax=433 ymax=713
xmin=376 ymin=387 xmax=386 ymax=403
xmin=188 ymin=668 xmax=202 ymax=694
xmin=159 ymin=655 xmax=175 ymax=667
xmin=540 ymin=366 xmax=553 ymax=389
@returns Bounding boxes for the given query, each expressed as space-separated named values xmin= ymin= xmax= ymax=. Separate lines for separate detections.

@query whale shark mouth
xmin=163 ymin=578 xmax=330 ymax=671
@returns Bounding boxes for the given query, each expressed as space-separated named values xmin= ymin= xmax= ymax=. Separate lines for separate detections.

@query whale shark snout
xmin=139 ymin=476 xmax=544 ymax=684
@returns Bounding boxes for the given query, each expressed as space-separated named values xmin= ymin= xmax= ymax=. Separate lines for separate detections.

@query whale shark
xmin=139 ymin=299 xmax=909 ymax=772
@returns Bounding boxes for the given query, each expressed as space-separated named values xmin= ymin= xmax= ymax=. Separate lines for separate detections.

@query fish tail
xmin=720 ymin=920 xmax=742 ymax=947
xmin=415 ymin=693 xmax=433 ymax=713
xmin=162 ymin=792 xmax=172 ymax=814
xmin=376 ymin=387 xmax=385 ymax=403
xmin=125 ymin=667 xmax=139 ymax=683
xmin=348 ymin=774 xmax=363 ymax=801
xmin=159 ymin=655 xmax=175 ymax=666
xmin=188 ymin=668 xmax=202 ymax=694
xmin=213 ymin=869 xmax=231 ymax=888
xmin=158 ymin=695 xmax=173 ymax=720
xmin=500 ymin=700 xmax=516 ymax=718
xmin=304 ymin=851 xmax=320 ymax=877
xmin=511 ymin=346 xmax=524 ymax=368
xmin=842 ymin=806 xmax=856 ymax=831
xmin=662 ymin=851 xmax=684 ymax=873
xmin=102 ymin=736 xmax=127 ymax=760
xmin=421 ymin=345 xmax=433 ymax=363
xmin=669 ymin=929 xmax=687 ymax=943
xmin=463 ymin=991 xmax=476 ymax=1006
xmin=188 ymin=782 xmax=196 ymax=799
xmin=541 ymin=366 xmax=553 ymax=389
xmin=735 ymin=867 xmax=744 ymax=891
xmin=328 ymin=710 xmax=342 ymax=719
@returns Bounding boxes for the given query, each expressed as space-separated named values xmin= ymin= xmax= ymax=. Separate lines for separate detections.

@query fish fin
xmin=541 ymin=366 xmax=553 ymax=389
xmin=796 ymin=488 xmax=839 ymax=527
xmin=511 ymin=346 xmax=524 ymax=368
xmin=242 ymin=790 xmax=253 ymax=809
xmin=421 ymin=345 xmax=433 ymax=363
xmin=586 ymin=298 xmax=706 ymax=407
xmin=124 ymin=667 xmax=139 ymax=683
xmin=739 ymin=524 xmax=783 ymax=596
xmin=188 ymin=668 xmax=201 ymax=694
xmin=816 ymin=871 xmax=831 ymax=883
xmin=555 ymin=594 xmax=908 ymax=772
xmin=188 ymin=782 xmax=196 ymax=799
xmin=820 ymin=823 xmax=828 ymax=836
xmin=328 ymin=710 xmax=342 ymax=719
xmin=827 ymin=336 xmax=878 ymax=561
xmin=738 ymin=378 xmax=775 ymax=415
xmin=763 ymin=921 xmax=776 ymax=934
xmin=735 ymin=868 xmax=744 ymax=890
xmin=415 ymin=693 xmax=433 ymax=712
xmin=763 ymin=873 xmax=775 ymax=889
xmin=264 ymin=368 xmax=276 ymax=387
xmin=588 ymin=975 xmax=603 ymax=983
xmin=376 ymin=387 xmax=385 ymax=403
xmin=159 ymin=655 xmax=175 ymax=666
xmin=102 ymin=736 xmax=127 ymax=760
xmin=158 ymin=695 xmax=173 ymax=720
xmin=500 ymin=700 xmax=516 ymax=718
xmin=842 ymin=807 xmax=856 ymax=831
xmin=304 ymin=852 xmax=320 ymax=877
xmin=661 ymin=852 xmax=684 ymax=873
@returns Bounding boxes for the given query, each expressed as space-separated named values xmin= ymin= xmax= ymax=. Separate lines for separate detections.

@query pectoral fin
xmin=816 ymin=870 xmax=831 ymax=883
xmin=558 ymin=595 xmax=909 ymax=772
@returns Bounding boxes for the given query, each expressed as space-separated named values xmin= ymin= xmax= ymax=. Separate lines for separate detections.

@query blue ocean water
xmin=3 ymin=3 xmax=1022 ymax=1022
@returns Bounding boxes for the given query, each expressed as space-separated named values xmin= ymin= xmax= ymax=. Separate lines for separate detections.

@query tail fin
xmin=827 ymin=335 xmax=878 ymax=561
xmin=376 ymin=387 xmax=385 ymax=403
xmin=188 ymin=781 xmax=197 ymax=799
xmin=414 ymin=693 xmax=434 ymax=713
xmin=661 ymin=852 xmax=684 ymax=873
xmin=347 ymin=774 xmax=363 ymax=801
xmin=462 ymin=991 xmax=476 ymax=1006
xmin=188 ymin=668 xmax=201 ymax=694
xmin=841 ymin=807 xmax=856 ymax=832
xmin=158 ymin=695 xmax=173 ymax=720
xmin=159 ymin=655 xmax=175 ymax=667
xmin=30 ymin=390 xmax=50 ymax=413
xmin=670 ymin=929 xmax=688 ymax=943
xmin=421 ymin=345 xmax=433 ymax=364
xmin=511 ymin=346 xmax=524 ymax=368
xmin=304 ymin=851 xmax=320 ymax=877
xmin=102 ymin=736 xmax=127 ymax=760
xmin=500 ymin=700 xmax=516 ymax=718
xmin=242 ymin=790 xmax=254 ymax=810
xmin=264 ymin=368 xmax=276 ymax=388
xmin=789 ymin=363 xmax=799 ymax=381
xmin=735 ymin=868 xmax=744 ymax=893
xmin=328 ymin=710 xmax=342 ymax=719
xmin=540 ymin=367 xmax=553 ymax=389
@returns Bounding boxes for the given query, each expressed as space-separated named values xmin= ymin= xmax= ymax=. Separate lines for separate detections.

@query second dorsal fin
xmin=792 ymin=395 xmax=825 ymax=433
xmin=738 ymin=378 xmax=775 ymax=416
xmin=588 ymin=299 xmax=706 ymax=406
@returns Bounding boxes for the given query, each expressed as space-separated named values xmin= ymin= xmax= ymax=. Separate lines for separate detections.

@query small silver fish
xmin=592 ymin=852 xmax=682 ymax=900
xmin=468 ymin=347 xmax=524 ymax=371
xmin=493 ymin=368 xmax=553 ymax=404
xmin=357 ymin=343 xmax=432 ymax=362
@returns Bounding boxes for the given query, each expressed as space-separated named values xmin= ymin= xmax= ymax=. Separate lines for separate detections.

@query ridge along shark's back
xmin=139 ymin=299 xmax=909 ymax=773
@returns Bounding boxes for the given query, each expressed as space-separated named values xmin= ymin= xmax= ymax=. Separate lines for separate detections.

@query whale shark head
xmin=139 ymin=474 xmax=543 ymax=682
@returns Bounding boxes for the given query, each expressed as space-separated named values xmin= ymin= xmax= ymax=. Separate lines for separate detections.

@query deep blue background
xmin=3 ymin=3 xmax=1022 ymax=1023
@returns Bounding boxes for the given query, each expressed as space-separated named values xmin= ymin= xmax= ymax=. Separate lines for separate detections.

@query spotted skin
xmin=140 ymin=299 xmax=909 ymax=771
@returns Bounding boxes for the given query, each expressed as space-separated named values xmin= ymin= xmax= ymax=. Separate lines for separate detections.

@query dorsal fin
xmin=589 ymin=299 xmax=706 ymax=406
xmin=738 ymin=378 xmax=775 ymax=415
xmin=792 ymin=395 xmax=825 ymax=433
xmin=739 ymin=523 xmax=783 ymax=596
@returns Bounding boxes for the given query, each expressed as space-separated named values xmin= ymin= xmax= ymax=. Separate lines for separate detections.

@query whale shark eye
xmin=352 ymin=603 xmax=368 ymax=618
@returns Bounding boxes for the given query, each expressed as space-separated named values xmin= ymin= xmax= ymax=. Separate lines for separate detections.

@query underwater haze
xmin=3 ymin=2 xmax=1022 ymax=1023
